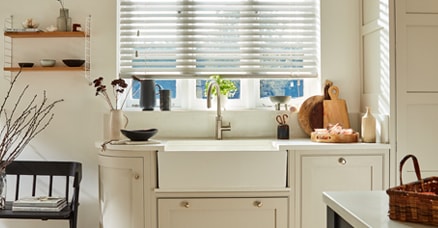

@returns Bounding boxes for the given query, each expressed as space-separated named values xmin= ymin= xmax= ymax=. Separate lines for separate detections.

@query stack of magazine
xmin=12 ymin=196 xmax=67 ymax=212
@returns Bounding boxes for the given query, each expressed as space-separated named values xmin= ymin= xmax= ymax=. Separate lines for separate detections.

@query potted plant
xmin=204 ymin=75 xmax=237 ymax=110
xmin=204 ymin=75 xmax=237 ymax=98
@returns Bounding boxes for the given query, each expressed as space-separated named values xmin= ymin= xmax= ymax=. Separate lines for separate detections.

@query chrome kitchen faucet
xmin=206 ymin=81 xmax=231 ymax=140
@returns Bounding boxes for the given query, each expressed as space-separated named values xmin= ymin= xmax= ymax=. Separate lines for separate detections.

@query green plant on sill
xmin=204 ymin=75 xmax=237 ymax=98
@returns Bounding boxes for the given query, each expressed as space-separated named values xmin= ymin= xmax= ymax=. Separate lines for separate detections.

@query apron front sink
xmin=158 ymin=139 xmax=287 ymax=190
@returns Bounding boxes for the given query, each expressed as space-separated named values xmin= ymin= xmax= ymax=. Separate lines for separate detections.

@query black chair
xmin=0 ymin=161 xmax=82 ymax=228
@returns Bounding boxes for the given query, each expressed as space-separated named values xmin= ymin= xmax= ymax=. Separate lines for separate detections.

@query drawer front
xmin=158 ymin=197 xmax=288 ymax=228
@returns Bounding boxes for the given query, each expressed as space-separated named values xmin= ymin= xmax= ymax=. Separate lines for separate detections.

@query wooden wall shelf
xmin=4 ymin=66 xmax=87 ymax=72
xmin=4 ymin=31 xmax=86 ymax=38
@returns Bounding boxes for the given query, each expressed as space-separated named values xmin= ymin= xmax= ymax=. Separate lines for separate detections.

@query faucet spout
xmin=207 ymin=81 xmax=231 ymax=139
xmin=207 ymin=81 xmax=222 ymax=118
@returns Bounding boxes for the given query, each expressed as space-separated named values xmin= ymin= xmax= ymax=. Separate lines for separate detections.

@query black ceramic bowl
xmin=18 ymin=62 xmax=34 ymax=68
xmin=62 ymin=59 xmax=85 ymax=67
xmin=120 ymin=128 xmax=158 ymax=141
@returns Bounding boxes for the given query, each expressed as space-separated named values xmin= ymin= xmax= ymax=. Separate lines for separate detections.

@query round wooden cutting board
xmin=298 ymin=95 xmax=324 ymax=136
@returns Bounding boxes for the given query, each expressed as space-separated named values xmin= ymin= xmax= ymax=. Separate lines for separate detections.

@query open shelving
xmin=3 ymin=15 xmax=91 ymax=82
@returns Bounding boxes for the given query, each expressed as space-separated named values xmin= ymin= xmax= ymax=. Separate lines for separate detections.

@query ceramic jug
xmin=139 ymin=79 xmax=162 ymax=111
xmin=109 ymin=110 xmax=128 ymax=141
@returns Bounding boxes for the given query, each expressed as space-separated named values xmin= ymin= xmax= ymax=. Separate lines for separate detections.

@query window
xmin=118 ymin=0 xmax=320 ymax=109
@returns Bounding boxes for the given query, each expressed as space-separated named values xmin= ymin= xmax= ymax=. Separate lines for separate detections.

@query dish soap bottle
xmin=361 ymin=106 xmax=376 ymax=143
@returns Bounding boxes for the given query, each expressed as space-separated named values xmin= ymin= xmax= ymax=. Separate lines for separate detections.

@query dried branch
xmin=0 ymin=70 xmax=64 ymax=169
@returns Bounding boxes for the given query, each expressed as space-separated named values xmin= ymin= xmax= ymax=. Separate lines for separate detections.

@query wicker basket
xmin=386 ymin=154 xmax=438 ymax=226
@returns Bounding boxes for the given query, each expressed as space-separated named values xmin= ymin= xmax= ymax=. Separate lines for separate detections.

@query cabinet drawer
xmin=158 ymin=197 xmax=288 ymax=228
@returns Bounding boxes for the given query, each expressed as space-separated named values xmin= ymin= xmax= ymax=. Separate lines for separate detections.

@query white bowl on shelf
xmin=40 ymin=59 xmax=56 ymax=67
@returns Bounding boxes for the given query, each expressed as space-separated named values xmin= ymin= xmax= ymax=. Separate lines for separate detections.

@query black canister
xmin=139 ymin=79 xmax=162 ymax=111
xmin=277 ymin=124 xmax=290 ymax=139
xmin=159 ymin=89 xmax=171 ymax=111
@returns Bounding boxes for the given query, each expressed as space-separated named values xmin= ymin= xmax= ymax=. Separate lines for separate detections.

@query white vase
xmin=109 ymin=110 xmax=128 ymax=141
xmin=361 ymin=107 xmax=376 ymax=143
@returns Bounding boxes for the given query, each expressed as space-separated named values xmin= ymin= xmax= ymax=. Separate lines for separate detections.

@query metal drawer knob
xmin=182 ymin=201 xmax=190 ymax=208
xmin=338 ymin=157 xmax=347 ymax=165
xmin=254 ymin=201 xmax=263 ymax=208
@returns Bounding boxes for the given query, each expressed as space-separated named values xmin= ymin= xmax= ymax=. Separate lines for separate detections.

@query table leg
xmin=327 ymin=206 xmax=353 ymax=228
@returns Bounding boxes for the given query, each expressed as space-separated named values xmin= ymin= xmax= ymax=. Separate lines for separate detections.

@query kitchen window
xmin=118 ymin=0 xmax=320 ymax=109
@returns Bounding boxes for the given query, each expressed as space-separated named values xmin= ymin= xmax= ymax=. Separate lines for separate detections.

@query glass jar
xmin=57 ymin=8 xmax=72 ymax=32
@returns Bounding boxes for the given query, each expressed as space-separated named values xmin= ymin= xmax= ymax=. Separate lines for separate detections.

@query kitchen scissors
xmin=276 ymin=114 xmax=288 ymax=125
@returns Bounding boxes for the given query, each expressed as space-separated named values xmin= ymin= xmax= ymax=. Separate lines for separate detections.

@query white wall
xmin=0 ymin=0 xmax=361 ymax=227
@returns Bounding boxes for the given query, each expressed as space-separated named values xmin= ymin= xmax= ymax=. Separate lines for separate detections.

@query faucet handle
xmin=222 ymin=121 xmax=231 ymax=130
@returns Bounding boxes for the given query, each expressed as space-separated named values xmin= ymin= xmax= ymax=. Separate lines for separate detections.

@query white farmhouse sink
xmin=164 ymin=139 xmax=278 ymax=151
xmin=158 ymin=139 xmax=287 ymax=190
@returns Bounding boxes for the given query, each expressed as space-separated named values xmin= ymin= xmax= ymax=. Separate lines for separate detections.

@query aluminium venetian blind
xmin=118 ymin=0 xmax=319 ymax=79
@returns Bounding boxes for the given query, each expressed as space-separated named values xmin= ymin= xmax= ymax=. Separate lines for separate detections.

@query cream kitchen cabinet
xmin=158 ymin=197 xmax=288 ymax=228
xmin=98 ymin=148 xmax=158 ymax=228
xmin=98 ymin=141 xmax=390 ymax=228
xmin=293 ymin=149 xmax=389 ymax=228
xmin=395 ymin=0 xmax=438 ymax=180
xmin=99 ymin=142 xmax=290 ymax=228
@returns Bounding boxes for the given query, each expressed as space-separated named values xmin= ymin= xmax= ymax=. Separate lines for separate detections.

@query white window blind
xmin=118 ymin=0 xmax=319 ymax=79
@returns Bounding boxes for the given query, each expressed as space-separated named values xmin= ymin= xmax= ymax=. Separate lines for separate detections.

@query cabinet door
xmin=297 ymin=153 xmax=384 ymax=228
xmin=396 ymin=1 xmax=438 ymax=180
xmin=158 ymin=198 xmax=287 ymax=228
xmin=98 ymin=155 xmax=144 ymax=228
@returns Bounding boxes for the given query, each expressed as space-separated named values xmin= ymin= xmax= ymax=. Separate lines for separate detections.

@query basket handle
xmin=399 ymin=154 xmax=422 ymax=185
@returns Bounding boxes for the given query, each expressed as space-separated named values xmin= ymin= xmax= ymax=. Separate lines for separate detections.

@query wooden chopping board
xmin=297 ymin=80 xmax=333 ymax=136
xmin=298 ymin=95 xmax=324 ymax=136
xmin=323 ymin=86 xmax=350 ymax=128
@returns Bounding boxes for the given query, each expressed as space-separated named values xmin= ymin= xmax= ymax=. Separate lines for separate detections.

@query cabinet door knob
xmin=254 ymin=201 xmax=263 ymax=208
xmin=134 ymin=173 xmax=140 ymax=179
xmin=338 ymin=157 xmax=347 ymax=165
xmin=182 ymin=201 xmax=190 ymax=208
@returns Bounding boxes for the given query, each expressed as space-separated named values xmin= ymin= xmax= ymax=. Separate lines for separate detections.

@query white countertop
xmin=323 ymin=191 xmax=435 ymax=228
xmin=274 ymin=139 xmax=390 ymax=150
xmin=98 ymin=138 xmax=390 ymax=152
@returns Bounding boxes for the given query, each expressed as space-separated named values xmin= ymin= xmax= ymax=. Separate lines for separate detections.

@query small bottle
xmin=361 ymin=106 xmax=376 ymax=143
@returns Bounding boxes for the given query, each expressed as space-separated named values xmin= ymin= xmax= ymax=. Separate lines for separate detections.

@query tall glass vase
xmin=108 ymin=110 xmax=128 ymax=141
xmin=0 ymin=169 xmax=6 ymax=209
xmin=57 ymin=8 xmax=72 ymax=32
